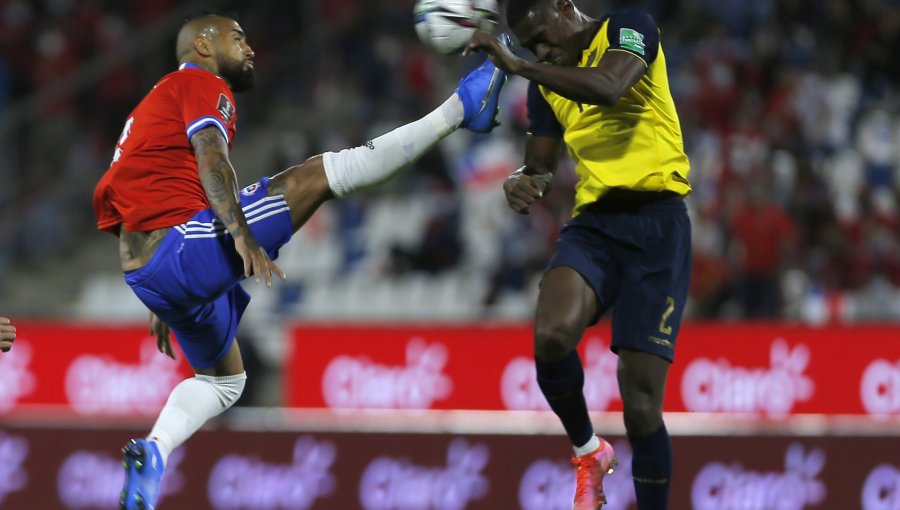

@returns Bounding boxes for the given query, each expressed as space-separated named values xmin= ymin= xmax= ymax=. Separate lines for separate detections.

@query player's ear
xmin=193 ymin=36 xmax=213 ymax=58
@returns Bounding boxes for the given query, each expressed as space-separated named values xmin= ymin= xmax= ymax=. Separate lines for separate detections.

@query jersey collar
xmin=178 ymin=62 xmax=203 ymax=71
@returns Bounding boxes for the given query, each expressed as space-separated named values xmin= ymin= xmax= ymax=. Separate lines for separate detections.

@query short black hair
xmin=505 ymin=0 xmax=551 ymax=29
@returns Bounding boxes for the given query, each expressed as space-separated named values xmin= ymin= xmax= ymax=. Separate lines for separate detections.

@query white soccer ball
xmin=414 ymin=0 xmax=499 ymax=55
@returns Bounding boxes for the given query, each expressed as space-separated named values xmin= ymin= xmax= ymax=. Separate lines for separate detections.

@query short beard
xmin=219 ymin=58 xmax=254 ymax=93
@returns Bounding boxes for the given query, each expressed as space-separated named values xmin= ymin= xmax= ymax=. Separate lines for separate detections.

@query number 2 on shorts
xmin=659 ymin=297 xmax=675 ymax=335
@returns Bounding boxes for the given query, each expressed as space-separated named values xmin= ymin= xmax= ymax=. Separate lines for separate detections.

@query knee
xmin=222 ymin=374 xmax=246 ymax=408
xmin=199 ymin=372 xmax=247 ymax=410
xmin=534 ymin=321 xmax=580 ymax=362
xmin=275 ymin=156 xmax=332 ymax=200
xmin=621 ymin=390 xmax=662 ymax=436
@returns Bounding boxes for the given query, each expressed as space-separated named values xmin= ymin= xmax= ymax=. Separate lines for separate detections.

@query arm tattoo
xmin=191 ymin=127 xmax=250 ymax=239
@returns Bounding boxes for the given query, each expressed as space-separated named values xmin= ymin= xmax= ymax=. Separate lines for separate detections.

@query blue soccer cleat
xmin=120 ymin=439 xmax=165 ymax=510
xmin=456 ymin=33 xmax=511 ymax=134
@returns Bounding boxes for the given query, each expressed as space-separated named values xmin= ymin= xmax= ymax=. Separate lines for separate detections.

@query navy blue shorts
xmin=124 ymin=178 xmax=292 ymax=368
xmin=545 ymin=192 xmax=691 ymax=362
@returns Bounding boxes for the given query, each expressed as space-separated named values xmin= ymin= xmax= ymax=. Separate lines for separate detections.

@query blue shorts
xmin=545 ymin=191 xmax=691 ymax=362
xmin=124 ymin=178 xmax=292 ymax=368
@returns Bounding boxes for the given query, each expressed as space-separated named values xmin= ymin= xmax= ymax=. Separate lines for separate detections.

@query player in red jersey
xmin=0 ymin=317 xmax=14 ymax=352
xmin=96 ymin=12 xmax=509 ymax=510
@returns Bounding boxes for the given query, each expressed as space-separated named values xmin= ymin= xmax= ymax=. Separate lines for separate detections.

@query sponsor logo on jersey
xmin=861 ymin=359 xmax=900 ymax=416
xmin=322 ymin=338 xmax=453 ymax=409
xmin=207 ymin=436 xmax=335 ymax=509
xmin=217 ymin=93 xmax=235 ymax=124
xmin=359 ymin=438 xmax=489 ymax=510
xmin=681 ymin=339 xmax=814 ymax=416
xmin=691 ymin=443 xmax=826 ymax=509
xmin=501 ymin=338 xmax=620 ymax=411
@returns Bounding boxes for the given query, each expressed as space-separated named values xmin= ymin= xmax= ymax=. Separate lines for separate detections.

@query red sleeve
xmin=178 ymin=73 xmax=237 ymax=145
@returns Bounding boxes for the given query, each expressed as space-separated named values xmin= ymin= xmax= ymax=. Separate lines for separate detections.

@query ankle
xmin=573 ymin=435 xmax=600 ymax=457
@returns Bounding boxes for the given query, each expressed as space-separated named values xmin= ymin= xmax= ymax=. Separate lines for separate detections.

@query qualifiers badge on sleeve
xmin=217 ymin=93 xmax=235 ymax=124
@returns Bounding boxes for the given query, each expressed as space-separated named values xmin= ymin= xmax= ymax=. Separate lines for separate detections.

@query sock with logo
xmin=535 ymin=351 xmax=594 ymax=449
xmin=629 ymin=424 xmax=672 ymax=510
xmin=148 ymin=372 xmax=247 ymax=466
xmin=322 ymin=95 xmax=464 ymax=197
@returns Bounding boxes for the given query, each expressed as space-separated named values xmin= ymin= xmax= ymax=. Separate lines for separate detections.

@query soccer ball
xmin=414 ymin=0 xmax=499 ymax=55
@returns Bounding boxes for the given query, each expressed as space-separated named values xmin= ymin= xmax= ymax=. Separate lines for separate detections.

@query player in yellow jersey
xmin=467 ymin=1 xmax=690 ymax=508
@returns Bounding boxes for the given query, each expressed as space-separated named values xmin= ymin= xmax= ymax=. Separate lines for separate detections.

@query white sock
xmin=322 ymin=94 xmax=465 ymax=197
xmin=574 ymin=435 xmax=601 ymax=457
xmin=147 ymin=372 xmax=247 ymax=466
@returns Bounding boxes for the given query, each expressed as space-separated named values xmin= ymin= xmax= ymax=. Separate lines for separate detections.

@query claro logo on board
xmin=0 ymin=340 xmax=36 ymax=411
xmin=64 ymin=339 xmax=183 ymax=414
xmin=359 ymin=438 xmax=489 ymax=510
xmin=861 ymin=359 xmax=900 ymax=416
xmin=322 ymin=338 xmax=452 ymax=409
xmin=57 ymin=448 xmax=184 ymax=509
xmin=862 ymin=464 xmax=900 ymax=510
xmin=681 ymin=339 xmax=814 ymax=416
xmin=208 ymin=436 xmax=336 ymax=510
xmin=691 ymin=443 xmax=826 ymax=509
xmin=0 ymin=431 xmax=28 ymax=505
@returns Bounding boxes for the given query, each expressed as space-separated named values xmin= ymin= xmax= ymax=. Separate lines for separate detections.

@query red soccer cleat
xmin=571 ymin=438 xmax=617 ymax=509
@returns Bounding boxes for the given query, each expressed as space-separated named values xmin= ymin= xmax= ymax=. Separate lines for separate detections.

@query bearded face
xmin=218 ymin=53 xmax=254 ymax=93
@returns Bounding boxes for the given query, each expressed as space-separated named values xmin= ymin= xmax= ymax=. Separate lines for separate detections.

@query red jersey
xmin=94 ymin=64 xmax=238 ymax=235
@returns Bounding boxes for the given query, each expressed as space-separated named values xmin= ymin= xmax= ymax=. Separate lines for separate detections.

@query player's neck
xmin=179 ymin=58 xmax=217 ymax=76
xmin=574 ymin=18 xmax=602 ymax=52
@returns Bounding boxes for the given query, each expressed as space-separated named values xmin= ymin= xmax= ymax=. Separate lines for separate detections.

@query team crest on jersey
xmin=241 ymin=182 xmax=260 ymax=196
xmin=217 ymin=93 xmax=235 ymax=124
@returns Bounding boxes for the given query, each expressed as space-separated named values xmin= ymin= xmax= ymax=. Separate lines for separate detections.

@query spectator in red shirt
xmin=730 ymin=180 xmax=797 ymax=317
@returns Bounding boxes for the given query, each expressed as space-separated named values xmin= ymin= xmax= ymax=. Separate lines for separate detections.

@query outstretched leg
xmin=265 ymin=45 xmax=510 ymax=233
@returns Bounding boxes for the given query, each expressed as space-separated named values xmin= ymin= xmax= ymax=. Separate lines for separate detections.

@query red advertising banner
xmin=0 ymin=423 xmax=897 ymax=509
xmin=0 ymin=322 xmax=193 ymax=416
xmin=287 ymin=322 xmax=900 ymax=417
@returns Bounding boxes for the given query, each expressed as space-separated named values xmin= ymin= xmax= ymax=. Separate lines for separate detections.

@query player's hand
xmin=504 ymin=167 xmax=552 ymax=214
xmin=234 ymin=234 xmax=286 ymax=288
xmin=463 ymin=31 xmax=522 ymax=74
xmin=1 ymin=317 xmax=16 ymax=353
xmin=149 ymin=312 xmax=175 ymax=360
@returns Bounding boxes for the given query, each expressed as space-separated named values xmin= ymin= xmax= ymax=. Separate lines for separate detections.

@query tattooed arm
xmin=190 ymin=126 xmax=285 ymax=286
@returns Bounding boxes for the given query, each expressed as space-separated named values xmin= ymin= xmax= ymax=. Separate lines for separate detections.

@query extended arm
xmin=514 ymin=51 xmax=645 ymax=107
xmin=190 ymin=126 xmax=285 ymax=286
xmin=466 ymin=32 xmax=646 ymax=107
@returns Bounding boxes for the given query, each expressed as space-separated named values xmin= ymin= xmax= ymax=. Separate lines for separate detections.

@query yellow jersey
xmin=527 ymin=8 xmax=691 ymax=216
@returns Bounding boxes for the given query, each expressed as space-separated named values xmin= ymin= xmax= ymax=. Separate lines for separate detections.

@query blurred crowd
xmin=1 ymin=0 xmax=900 ymax=323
